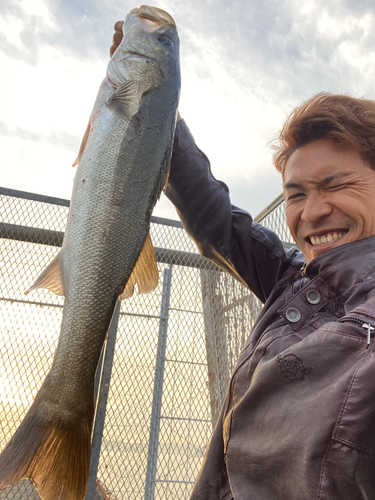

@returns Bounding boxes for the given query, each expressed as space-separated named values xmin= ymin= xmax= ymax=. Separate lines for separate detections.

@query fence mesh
xmin=0 ymin=189 xmax=291 ymax=500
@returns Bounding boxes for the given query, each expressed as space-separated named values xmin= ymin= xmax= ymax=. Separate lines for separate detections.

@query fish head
xmin=107 ymin=5 xmax=180 ymax=94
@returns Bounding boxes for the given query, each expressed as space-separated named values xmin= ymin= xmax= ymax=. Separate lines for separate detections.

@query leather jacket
xmin=165 ymin=120 xmax=375 ymax=500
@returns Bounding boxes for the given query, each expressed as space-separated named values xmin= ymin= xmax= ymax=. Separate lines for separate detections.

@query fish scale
xmin=0 ymin=6 xmax=180 ymax=500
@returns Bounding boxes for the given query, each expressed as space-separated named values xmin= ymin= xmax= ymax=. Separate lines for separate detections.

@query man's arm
xmin=165 ymin=120 xmax=299 ymax=303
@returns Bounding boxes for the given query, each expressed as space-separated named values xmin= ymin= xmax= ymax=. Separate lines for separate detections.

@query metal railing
xmin=254 ymin=193 xmax=294 ymax=245
xmin=0 ymin=188 xmax=291 ymax=500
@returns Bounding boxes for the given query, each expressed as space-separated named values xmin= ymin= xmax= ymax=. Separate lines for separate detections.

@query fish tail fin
xmin=0 ymin=398 xmax=93 ymax=500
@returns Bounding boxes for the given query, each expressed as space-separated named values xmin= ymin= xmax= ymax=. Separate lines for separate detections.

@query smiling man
xmin=111 ymin=22 xmax=375 ymax=499
xmin=165 ymin=95 xmax=375 ymax=500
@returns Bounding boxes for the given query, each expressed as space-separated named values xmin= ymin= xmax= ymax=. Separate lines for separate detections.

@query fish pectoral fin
xmin=25 ymin=253 xmax=65 ymax=296
xmin=119 ymin=232 xmax=159 ymax=300
xmin=106 ymin=80 xmax=142 ymax=120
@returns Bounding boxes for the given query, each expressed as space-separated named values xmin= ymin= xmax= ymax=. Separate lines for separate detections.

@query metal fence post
xmin=85 ymin=299 xmax=121 ymax=500
xmin=144 ymin=265 xmax=173 ymax=500
xmin=200 ymin=269 xmax=229 ymax=429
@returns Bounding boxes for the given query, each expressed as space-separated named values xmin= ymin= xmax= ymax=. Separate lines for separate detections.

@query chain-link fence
xmin=0 ymin=187 xmax=292 ymax=500
xmin=254 ymin=193 xmax=294 ymax=244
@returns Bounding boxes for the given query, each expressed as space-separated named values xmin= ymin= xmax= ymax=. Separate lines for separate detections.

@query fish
xmin=0 ymin=5 xmax=180 ymax=500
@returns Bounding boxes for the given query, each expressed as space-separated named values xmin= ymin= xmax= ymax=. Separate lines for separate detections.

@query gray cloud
xmin=171 ymin=0 xmax=375 ymax=103
xmin=0 ymin=0 xmax=124 ymax=65
xmin=4 ymin=0 xmax=375 ymax=105
xmin=0 ymin=122 xmax=79 ymax=152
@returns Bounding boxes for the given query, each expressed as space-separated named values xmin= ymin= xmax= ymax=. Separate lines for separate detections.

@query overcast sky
xmin=1 ymin=0 xmax=375 ymax=219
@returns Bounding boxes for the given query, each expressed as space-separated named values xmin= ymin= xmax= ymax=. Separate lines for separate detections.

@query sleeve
xmin=164 ymin=119 xmax=299 ymax=303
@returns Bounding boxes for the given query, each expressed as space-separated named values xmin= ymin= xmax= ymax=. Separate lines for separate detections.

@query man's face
xmin=283 ymin=139 xmax=375 ymax=263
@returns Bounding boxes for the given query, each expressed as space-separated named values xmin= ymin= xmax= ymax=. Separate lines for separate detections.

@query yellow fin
xmin=72 ymin=119 xmax=91 ymax=167
xmin=25 ymin=254 xmax=65 ymax=296
xmin=119 ymin=232 xmax=159 ymax=300
xmin=0 ymin=394 xmax=92 ymax=500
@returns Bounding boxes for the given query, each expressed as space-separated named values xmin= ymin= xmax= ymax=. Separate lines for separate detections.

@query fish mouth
xmin=130 ymin=5 xmax=176 ymax=28
xmin=123 ymin=6 xmax=176 ymax=35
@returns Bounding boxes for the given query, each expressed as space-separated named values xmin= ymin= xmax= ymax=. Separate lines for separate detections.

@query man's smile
xmin=308 ymin=230 xmax=348 ymax=246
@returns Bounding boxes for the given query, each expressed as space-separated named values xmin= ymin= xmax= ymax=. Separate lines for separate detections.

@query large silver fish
xmin=0 ymin=6 xmax=180 ymax=500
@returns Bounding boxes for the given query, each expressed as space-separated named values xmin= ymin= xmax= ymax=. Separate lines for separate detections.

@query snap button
xmin=306 ymin=289 xmax=321 ymax=304
xmin=285 ymin=307 xmax=301 ymax=323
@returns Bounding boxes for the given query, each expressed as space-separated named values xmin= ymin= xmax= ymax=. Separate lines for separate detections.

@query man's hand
xmin=110 ymin=21 xmax=124 ymax=58
xmin=109 ymin=20 xmax=182 ymax=123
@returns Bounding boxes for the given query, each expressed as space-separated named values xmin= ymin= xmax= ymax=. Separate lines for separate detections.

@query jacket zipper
xmin=338 ymin=317 xmax=375 ymax=347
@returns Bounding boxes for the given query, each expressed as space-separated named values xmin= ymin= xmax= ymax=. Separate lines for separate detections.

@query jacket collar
xmin=278 ymin=236 xmax=375 ymax=330
xmin=304 ymin=235 xmax=375 ymax=280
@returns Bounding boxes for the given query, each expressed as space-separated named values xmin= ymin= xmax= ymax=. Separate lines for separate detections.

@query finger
xmin=113 ymin=31 xmax=123 ymax=45
xmin=114 ymin=20 xmax=124 ymax=31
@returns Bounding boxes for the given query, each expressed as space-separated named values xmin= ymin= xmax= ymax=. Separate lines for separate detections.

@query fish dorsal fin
xmin=106 ymin=80 xmax=142 ymax=120
xmin=119 ymin=232 xmax=159 ymax=300
xmin=25 ymin=253 xmax=65 ymax=296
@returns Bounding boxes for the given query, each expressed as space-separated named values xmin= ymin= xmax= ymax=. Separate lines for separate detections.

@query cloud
xmin=0 ymin=0 xmax=116 ymax=66
xmin=0 ymin=121 xmax=79 ymax=152
xmin=4 ymin=0 xmax=375 ymax=103
xmin=225 ymin=169 xmax=282 ymax=217
xmin=164 ymin=0 xmax=375 ymax=105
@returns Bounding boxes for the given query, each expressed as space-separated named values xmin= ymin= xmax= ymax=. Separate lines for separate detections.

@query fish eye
xmin=158 ymin=36 xmax=172 ymax=46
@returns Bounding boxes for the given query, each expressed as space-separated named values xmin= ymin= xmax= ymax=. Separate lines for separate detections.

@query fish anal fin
xmin=119 ymin=232 xmax=159 ymax=300
xmin=106 ymin=80 xmax=142 ymax=120
xmin=0 ymin=397 xmax=92 ymax=500
xmin=25 ymin=254 xmax=65 ymax=297
xmin=120 ymin=274 xmax=136 ymax=301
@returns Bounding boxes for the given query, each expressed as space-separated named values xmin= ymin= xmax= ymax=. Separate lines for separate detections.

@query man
xmin=112 ymin=25 xmax=375 ymax=500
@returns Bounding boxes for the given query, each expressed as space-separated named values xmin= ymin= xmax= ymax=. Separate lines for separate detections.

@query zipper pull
xmin=362 ymin=323 xmax=374 ymax=348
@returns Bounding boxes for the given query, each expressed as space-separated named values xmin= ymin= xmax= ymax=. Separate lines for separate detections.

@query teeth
xmin=310 ymin=232 xmax=346 ymax=246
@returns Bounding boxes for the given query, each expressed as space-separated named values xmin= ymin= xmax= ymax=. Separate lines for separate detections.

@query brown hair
xmin=273 ymin=92 xmax=375 ymax=174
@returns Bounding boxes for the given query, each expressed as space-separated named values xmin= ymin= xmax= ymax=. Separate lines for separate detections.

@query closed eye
xmin=325 ymin=183 xmax=346 ymax=192
xmin=286 ymin=192 xmax=305 ymax=201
